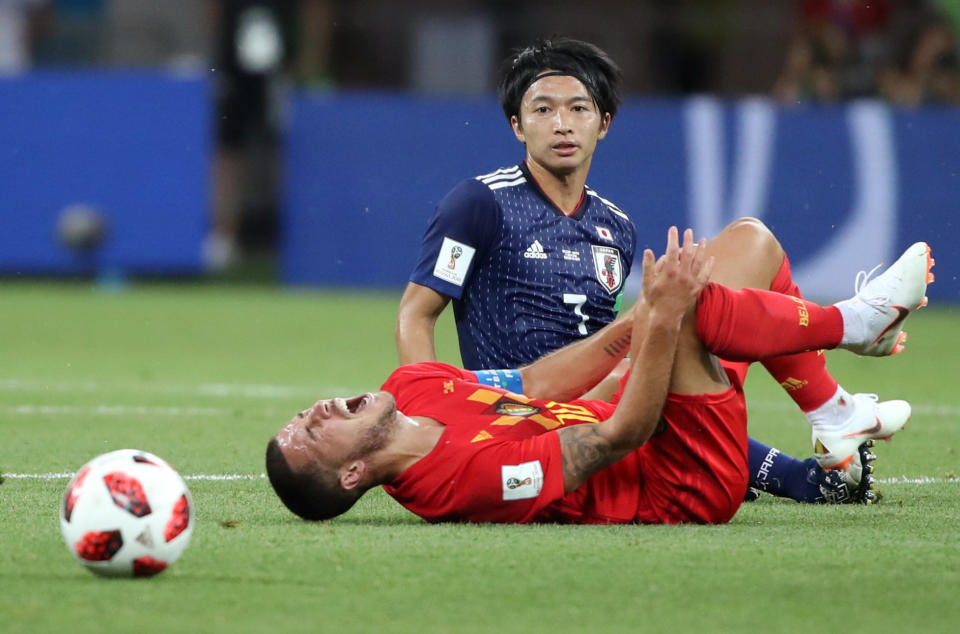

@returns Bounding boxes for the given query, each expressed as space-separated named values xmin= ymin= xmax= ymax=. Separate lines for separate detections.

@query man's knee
xmin=723 ymin=216 xmax=771 ymax=238
xmin=706 ymin=217 xmax=784 ymax=290
xmin=717 ymin=217 xmax=781 ymax=258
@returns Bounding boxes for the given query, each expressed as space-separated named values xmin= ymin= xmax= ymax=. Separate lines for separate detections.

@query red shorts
xmin=633 ymin=365 xmax=750 ymax=524
xmin=547 ymin=363 xmax=752 ymax=525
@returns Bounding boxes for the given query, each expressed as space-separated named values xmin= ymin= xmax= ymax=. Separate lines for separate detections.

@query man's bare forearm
xmin=519 ymin=313 xmax=633 ymax=401
xmin=396 ymin=316 xmax=439 ymax=364
xmin=611 ymin=307 xmax=684 ymax=448
xmin=555 ymin=227 xmax=714 ymax=493
xmin=395 ymin=283 xmax=449 ymax=364
xmin=557 ymin=306 xmax=682 ymax=492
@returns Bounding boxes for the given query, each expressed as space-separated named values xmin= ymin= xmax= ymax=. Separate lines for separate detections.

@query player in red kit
xmin=266 ymin=227 xmax=933 ymax=524
xmin=377 ymin=361 xmax=749 ymax=524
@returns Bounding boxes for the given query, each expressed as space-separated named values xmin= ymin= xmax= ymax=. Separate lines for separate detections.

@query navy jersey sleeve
xmin=622 ymin=216 xmax=638 ymax=278
xmin=409 ymin=178 xmax=501 ymax=300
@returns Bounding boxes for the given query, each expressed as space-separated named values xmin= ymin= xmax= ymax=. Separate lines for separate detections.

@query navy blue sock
xmin=747 ymin=437 xmax=825 ymax=503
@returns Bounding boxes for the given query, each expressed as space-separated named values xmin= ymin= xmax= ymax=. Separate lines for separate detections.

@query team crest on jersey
xmin=483 ymin=397 xmax=541 ymax=417
xmin=495 ymin=401 xmax=541 ymax=417
xmin=591 ymin=245 xmax=623 ymax=294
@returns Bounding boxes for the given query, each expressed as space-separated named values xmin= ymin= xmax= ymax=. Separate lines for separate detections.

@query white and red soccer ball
xmin=59 ymin=449 xmax=194 ymax=578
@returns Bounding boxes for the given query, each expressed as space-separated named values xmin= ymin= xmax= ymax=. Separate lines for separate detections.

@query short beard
xmin=348 ymin=398 xmax=398 ymax=461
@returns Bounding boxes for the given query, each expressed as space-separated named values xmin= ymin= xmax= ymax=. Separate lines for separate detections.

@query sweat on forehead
xmin=275 ymin=421 xmax=300 ymax=449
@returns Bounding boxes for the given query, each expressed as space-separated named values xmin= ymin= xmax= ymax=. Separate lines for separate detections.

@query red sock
xmin=696 ymin=280 xmax=844 ymax=372
xmin=760 ymin=256 xmax=839 ymax=411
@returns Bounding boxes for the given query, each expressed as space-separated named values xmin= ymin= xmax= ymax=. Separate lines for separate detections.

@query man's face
xmin=275 ymin=391 xmax=398 ymax=476
xmin=511 ymin=73 xmax=610 ymax=177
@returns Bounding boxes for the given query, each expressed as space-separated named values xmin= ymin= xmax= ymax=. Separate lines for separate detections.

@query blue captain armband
xmin=473 ymin=369 xmax=523 ymax=393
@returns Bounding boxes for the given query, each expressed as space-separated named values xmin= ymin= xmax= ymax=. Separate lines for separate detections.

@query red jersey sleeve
xmin=385 ymin=428 xmax=566 ymax=523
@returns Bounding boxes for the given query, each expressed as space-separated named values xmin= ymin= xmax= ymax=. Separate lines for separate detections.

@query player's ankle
xmin=834 ymin=300 xmax=865 ymax=347
xmin=805 ymin=385 xmax=854 ymax=431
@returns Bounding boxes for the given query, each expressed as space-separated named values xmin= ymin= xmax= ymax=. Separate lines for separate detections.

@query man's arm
xmin=396 ymin=282 xmax=451 ymax=364
xmin=554 ymin=228 xmax=713 ymax=493
xmin=517 ymin=312 xmax=634 ymax=402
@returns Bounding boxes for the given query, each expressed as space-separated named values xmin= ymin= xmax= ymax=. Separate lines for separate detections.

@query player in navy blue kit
xmin=396 ymin=37 xmax=881 ymax=505
xmin=397 ymin=38 xmax=632 ymax=372
xmin=403 ymin=161 xmax=635 ymax=370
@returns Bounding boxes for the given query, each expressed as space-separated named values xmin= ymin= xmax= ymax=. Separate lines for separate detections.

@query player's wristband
xmin=473 ymin=369 xmax=523 ymax=393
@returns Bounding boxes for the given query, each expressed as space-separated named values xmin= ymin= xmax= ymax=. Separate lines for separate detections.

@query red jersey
xmin=382 ymin=362 xmax=750 ymax=525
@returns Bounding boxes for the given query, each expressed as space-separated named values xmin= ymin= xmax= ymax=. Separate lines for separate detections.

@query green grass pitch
xmin=1 ymin=281 xmax=958 ymax=634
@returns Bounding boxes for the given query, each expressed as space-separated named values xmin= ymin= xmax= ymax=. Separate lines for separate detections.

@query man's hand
xmin=556 ymin=227 xmax=713 ymax=494
xmin=638 ymin=226 xmax=714 ymax=325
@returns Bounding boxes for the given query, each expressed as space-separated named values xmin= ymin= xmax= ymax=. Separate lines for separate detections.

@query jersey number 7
xmin=563 ymin=293 xmax=589 ymax=335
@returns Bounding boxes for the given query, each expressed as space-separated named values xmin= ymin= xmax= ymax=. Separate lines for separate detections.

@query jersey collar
xmin=520 ymin=162 xmax=589 ymax=221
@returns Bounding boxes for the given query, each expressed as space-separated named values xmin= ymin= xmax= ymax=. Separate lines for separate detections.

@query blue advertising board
xmin=282 ymin=93 xmax=960 ymax=301
xmin=0 ymin=71 xmax=210 ymax=275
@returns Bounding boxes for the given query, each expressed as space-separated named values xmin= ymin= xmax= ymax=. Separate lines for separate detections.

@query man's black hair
xmin=496 ymin=37 xmax=623 ymax=122
xmin=265 ymin=437 xmax=362 ymax=521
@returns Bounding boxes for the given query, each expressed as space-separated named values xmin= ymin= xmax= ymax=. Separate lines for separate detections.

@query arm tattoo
xmin=558 ymin=425 xmax=616 ymax=489
xmin=602 ymin=333 xmax=631 ymax=358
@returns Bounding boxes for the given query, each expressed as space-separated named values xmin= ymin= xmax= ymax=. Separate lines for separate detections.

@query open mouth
xmin=344 ymin=393 xmax=373 ymax=415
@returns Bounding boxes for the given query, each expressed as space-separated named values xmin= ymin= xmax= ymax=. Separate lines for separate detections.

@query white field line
xmin=0 ymin=378 xmax=354 ymax=400
xmin=747 ymin=395 xmax=960 ymax=421
xmin=746 ymin=400 xmax=960 ymax=418
xmin=1 ymin=380 xmax=957 ymax=485
xmin=2 ymin=377 xmax=958 ymax=417
xmin=3 ymin=472 xmax=266 ymax=480
xmin=0 ymin=404 xmax=227 ymax=416
xmin=3 ymin=401 xmax=958 ymax=419
xmin=0 ymin=403 xmax=301 ymax=418
xmin=1 ymin=473 xmax=955 ymax=484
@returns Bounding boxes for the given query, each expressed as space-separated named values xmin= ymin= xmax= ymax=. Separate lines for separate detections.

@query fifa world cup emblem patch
xmin=505 ymin=477 xmax=532 ymax=490
xmin=501 ymin=461 xmax=544 ymax=500
xmin=433 ymin=237 xmax=475 ymax=287
xmin=448 ymin=245 xmax=463 ymax=269
xmin=590 ymin=245 xmax=623 ymax=294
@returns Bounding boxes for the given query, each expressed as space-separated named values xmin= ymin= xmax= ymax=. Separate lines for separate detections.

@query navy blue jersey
xmin=409 ymin=162 xmax=636 ymax=370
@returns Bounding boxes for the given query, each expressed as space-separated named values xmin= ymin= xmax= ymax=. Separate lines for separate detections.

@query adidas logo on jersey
xmin=523 ymin=240 xmax=548 ymax=259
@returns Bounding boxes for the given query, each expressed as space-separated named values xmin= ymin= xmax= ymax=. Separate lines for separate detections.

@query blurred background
xmin=1 ymin=0 xmax=958 ymax=300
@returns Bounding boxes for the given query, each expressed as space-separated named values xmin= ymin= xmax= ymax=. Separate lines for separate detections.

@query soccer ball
xmin=59 ymin=449 xmax=194 ymax=578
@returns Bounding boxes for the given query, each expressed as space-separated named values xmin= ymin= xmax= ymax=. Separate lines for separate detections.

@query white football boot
xmin=812 ymin=393 xmax=911 ymax=482
xmin=835 ymin=242 xmax=934 ymax=356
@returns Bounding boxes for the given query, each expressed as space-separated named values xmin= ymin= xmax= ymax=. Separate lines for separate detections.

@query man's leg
xmin=696 ymin=233 xmax=932 ymax=493
xmin=698 ymin=218 xmax=840 ymax=405
xmin=628 ymin=224 xmax=931 ymax=522
xmin=688 ymin=218 xmax=851 ymax=502
xmin=631 ymin=237 xmax=750 ymax=524
xmin=746 ymin=436 xmax=878 ymax=504
xmin=693 ymin=218 xmax=931 ymax=501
